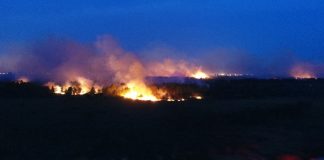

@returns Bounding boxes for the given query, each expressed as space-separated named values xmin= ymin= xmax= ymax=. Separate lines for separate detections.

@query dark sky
xmin=1 ymin=0 xmax=324 ymax=63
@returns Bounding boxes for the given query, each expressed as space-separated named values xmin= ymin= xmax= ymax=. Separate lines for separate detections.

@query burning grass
xmin=43 ymin=76 xmax=207 ymax=102
xmin=1 ymin=36 xmax=220 ymax=101
xmin=45 ymin=77 xmax=102 ymax=96
xmin=105 ymin=81 xmax=163 ymax=101
xmin=104 ymin=81 xmax=206 ymax=102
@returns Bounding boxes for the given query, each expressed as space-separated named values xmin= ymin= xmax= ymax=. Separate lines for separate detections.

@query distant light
xmin=194 ymin=96 xmax=203 ymax=100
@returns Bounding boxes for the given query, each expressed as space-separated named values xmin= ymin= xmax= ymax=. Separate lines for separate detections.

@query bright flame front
xmin=191 ymin=70 xmax=210 ymax=79
xmin=45 ymin=77 xmax=102 ymax=95
xmin=120 ymin=81 xmax=161 ymax=101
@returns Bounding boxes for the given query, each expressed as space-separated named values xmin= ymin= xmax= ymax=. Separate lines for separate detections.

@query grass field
xmin=1 ymin=96 xmax=324 ymax=160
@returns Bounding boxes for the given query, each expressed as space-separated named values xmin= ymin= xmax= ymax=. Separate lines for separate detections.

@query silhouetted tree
xmin=88 ymin=87 xmax=96 ymax=95
xmin=50 ymin=86 xmax=55 ymax=93
xmin=65 ymin=87 xmax=73 ymax=96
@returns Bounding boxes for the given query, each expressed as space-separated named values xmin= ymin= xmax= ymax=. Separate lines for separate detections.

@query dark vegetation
xmin=0 ymin=81 xmax=51 ymax=98
xmin=206 ymin=78 xmax=324 ymax=99
xmin=1 ymin=79 xmax=324 ymax=159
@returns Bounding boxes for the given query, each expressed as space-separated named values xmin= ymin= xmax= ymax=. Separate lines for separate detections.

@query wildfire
xmin=45 ymin=77 xmax=102 ymax=95
xmin=120 ymin=81 xmax=161 ymax=101
xmin=194 ymin=96 xmax=203 ymax=100
xmin=17 ymin=76 xmax=29 ymax=84
xmin=294 ymin=73 xmax=315 ymax=79
xmin=191 ymin=70 xmax=210 ymax=79
xmin=146 ymin=59 xmax=213 ymax=79
xmin=45 ymin=76 xmax=207 ymax=101
xmin=42 ymin=37 xmax=207 ymax=101
xmin=291 ymin=65 xmax=316 ymax=79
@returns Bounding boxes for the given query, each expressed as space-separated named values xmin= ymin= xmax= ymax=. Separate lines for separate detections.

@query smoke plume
xmin=1 ymin=35 xmax=324 ymax=82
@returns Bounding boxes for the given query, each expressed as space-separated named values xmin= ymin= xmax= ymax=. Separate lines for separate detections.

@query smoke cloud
xmin=1 ymin=35 xmax=324 ymax=83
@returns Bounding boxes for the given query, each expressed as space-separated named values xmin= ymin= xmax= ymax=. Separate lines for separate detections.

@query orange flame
xmin=146 ymin=59 xmax=213 ymax=79
xmin=120 ymin=81 xmax=161 ymax=101
xmin=191 ymin=70 xmax=210 ymax=79
xmin=45 ymin=77 xmax=102 ymax=95
xmin=46 ymin=75 xmax=206 ymax=101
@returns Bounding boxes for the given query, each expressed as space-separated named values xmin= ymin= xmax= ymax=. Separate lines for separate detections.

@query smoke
xmin=1 ymin=35 xmax=324 ymax=83
xmin=96 ymin=35 xmax=146 ymax=83
xmin=0 ymin=35 xmax=213 ymax=85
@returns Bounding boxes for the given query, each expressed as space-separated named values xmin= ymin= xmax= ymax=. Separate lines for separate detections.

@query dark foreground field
xmin=1 ymin=96 xmax=324 ymax=160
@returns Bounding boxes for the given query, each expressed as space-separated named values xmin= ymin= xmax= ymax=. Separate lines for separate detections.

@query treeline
xmin=1 ymin=79 xmax=324 ymax=99
xmin=0 ymin=82 xmax=52 ymax=98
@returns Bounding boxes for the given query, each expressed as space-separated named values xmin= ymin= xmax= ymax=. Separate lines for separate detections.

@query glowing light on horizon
xmin=191 ymin=70 xmax=210 ymax=79
xmin=291 ymin=65 xmax=317 ymax=79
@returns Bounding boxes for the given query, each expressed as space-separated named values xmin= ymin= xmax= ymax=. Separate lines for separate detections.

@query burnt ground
xmin=0 ymin=96 xmax=324 ymax=160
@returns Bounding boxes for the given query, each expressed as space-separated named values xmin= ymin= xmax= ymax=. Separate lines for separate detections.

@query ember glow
xmin=194 ymin=96 xmax=203 ymax=100
xmin=291 ymin=65 xmax=317 ymax=79
xmin=45 ymin=82 xmax=65 ymax=95
xmin=191 ymin=70 xmax=210 ymax=79
xmin=293 ymin=73 xmax=315 ymax=79
xmin=146 ymin=59 xmax=213 ymax=79
xmin=17 ymin=77 xmax=29 ymax=83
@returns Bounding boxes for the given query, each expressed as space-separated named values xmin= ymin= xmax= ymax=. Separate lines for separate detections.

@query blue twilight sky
xmin=1 ymin=0 xmax=324 ymax=63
